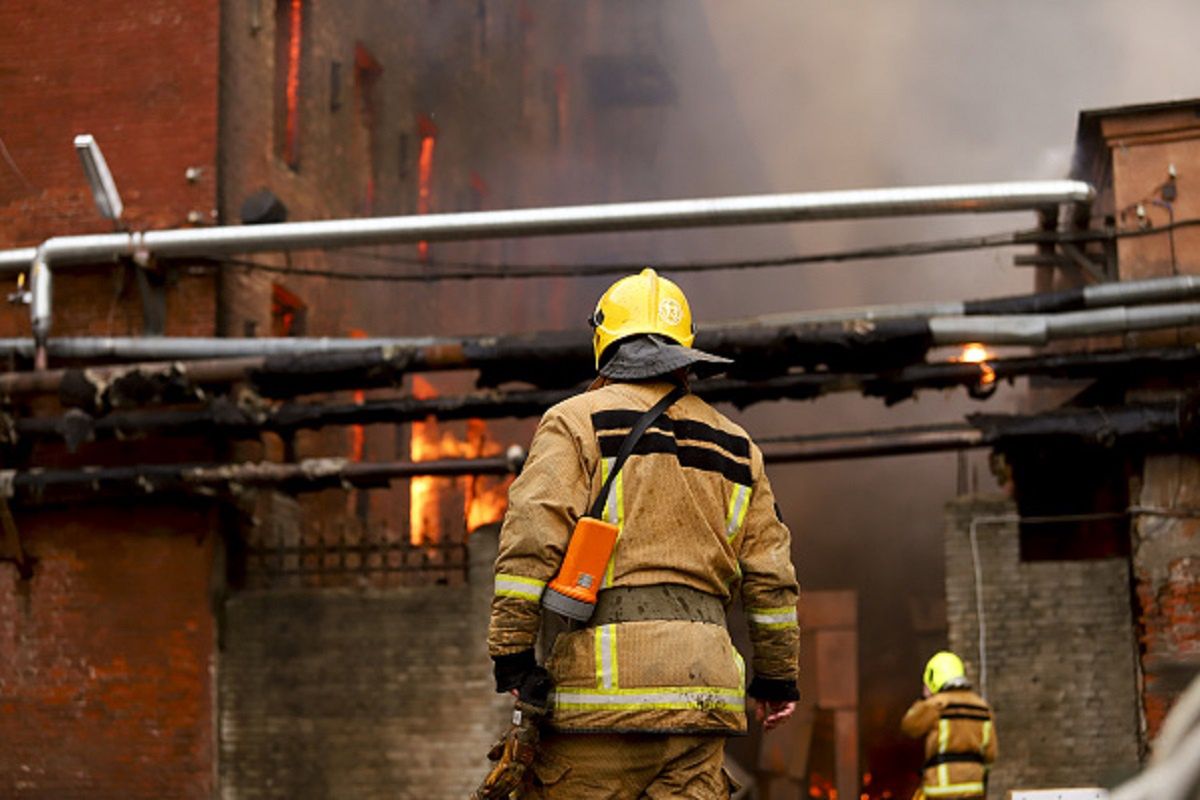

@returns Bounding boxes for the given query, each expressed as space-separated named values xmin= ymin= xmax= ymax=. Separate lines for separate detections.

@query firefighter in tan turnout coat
xmin=483 ymin=269 xmax=800 ymax=798
xmin=901 ymin=651 xmax=998 ymax=800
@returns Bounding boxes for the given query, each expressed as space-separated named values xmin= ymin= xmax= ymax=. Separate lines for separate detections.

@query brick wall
xmin=218 ymin=526 xmax=509 ymax=799
xmin=0 ymin=504 xmax=216 ymax=799
xmin=0 ymin=0 xmax=219 ymax=244
xmin=0 ymin=3 xmax=222 ymax=796
xmin=943 ymin=496 xmax=1141 ymax=797
xmin=1131 ymin=454 xmax=1200 ymax=737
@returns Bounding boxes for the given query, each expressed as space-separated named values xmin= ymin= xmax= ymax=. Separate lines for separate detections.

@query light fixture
xmin=73 ymin=133 xmax=124 ymax=222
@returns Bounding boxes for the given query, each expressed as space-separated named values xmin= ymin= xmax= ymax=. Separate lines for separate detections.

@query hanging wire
xmin=209 ymin=217 xmax=1200 ymax=284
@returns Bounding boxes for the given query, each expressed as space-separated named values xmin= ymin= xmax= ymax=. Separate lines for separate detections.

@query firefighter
xmin=901 ymin=651 xmax=998 ymax=800
xmin=478 ymin=269 xmax=800 ymax=799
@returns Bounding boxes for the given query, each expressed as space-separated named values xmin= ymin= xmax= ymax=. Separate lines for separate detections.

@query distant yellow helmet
xmin=924 ymin=651 xmax=966 ymax=694
xmin=589 ymin=268 xmax=695 ymax=368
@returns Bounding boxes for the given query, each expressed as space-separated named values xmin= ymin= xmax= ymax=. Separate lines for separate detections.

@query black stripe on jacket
xmin=591 ymin=410 xmax=751 ymax=459
xmin=595 ymin=430 xmax=753 ymax=486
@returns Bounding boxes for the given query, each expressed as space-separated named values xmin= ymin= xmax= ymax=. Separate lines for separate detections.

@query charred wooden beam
xmin=759 ymin=401 xmax=1192 ymax=463
xmin=3 ymin=284 xmax=1200 ymax=408
xmin=4 ymin=449 xmax=526 ymax=507
xmin=12 ymin=345 xmax=1200 ymax=450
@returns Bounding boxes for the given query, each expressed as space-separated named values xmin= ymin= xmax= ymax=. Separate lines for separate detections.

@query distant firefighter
xmin=474 ymin=269 xmax=800 ymax=799
xmin=901 ymin=651 xmax=998 ymax=800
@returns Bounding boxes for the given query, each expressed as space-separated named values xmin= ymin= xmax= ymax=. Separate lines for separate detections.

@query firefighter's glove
xmin=471 ymin=699 xmax=548 ymax=800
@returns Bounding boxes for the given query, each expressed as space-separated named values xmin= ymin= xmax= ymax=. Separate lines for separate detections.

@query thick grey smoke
xmin=350 ymin=0 xmax=1200 ymax=789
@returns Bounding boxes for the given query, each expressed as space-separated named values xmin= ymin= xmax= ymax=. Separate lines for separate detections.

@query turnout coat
xmin=901 ymin=688 xmax=998 ymax=798
xmin=488 ymin=379 xmax=800 ymax=734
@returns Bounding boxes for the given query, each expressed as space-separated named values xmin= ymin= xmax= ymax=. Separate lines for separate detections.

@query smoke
xmin=304 ymin=0 xmax=1200 ymax=790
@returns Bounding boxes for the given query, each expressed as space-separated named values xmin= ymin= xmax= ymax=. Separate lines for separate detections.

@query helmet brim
xmin=598 ymin=334 xmax=731 ymax=380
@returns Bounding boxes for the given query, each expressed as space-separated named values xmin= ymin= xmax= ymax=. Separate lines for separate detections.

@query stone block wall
xmin=943 ymin=496 xmax=1141 ymax=798
xmin=218 ymin=527 xmax=509 ymax=799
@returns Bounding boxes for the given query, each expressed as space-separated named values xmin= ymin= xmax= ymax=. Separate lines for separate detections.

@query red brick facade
xmin=0 ymin=2 xmax=221 ymax=796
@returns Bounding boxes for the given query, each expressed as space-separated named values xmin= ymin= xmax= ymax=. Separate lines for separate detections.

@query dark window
xmin=355 ymin=44 xmax=383 ymax=214
xmin=329 ymin=60 xmax=343 ymax=112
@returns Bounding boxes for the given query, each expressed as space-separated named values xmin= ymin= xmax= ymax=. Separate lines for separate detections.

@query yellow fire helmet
xmin=924 ymin=650 xmax=966 ymax=694
xmin=589 ymin=268 xmax=696 ymax=368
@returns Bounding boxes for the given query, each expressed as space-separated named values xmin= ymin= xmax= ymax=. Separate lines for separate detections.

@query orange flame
xmin=409 ymin=377 xmax=513 ymax=545
xmin=416 ymin=129 xmax=436 ymax=261
xmin=809 ymin=772 xmax=838 ymax=800
xmin=956 ymin=342 xmax=996 ymax=386
xmin=283 ymin=0 xmax=302 ymax=166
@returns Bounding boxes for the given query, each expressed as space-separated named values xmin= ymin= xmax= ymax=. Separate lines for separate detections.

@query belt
xmin=588 ymin=584 xmax=726 ymax=627
xmin=923 ymin=752 xmax=985 ymax=770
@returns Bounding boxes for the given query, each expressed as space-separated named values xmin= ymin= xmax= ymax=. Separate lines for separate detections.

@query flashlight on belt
xmin=542 ymin=516 xmax=619 ymax=621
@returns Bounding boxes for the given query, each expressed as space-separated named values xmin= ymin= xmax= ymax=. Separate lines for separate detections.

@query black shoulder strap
xmin=587 ymin=383 xmax=686 ymax=520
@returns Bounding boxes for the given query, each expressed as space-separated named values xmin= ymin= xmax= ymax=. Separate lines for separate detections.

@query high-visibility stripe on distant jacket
xmin=487 ymin=379 xmax=800 ymax=734
xmin=901 ymin=688 xmax=998 ymax=799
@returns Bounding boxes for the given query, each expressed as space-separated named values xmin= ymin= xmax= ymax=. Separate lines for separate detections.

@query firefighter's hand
xmin=755 ymin=699 xmax=797 ymax=731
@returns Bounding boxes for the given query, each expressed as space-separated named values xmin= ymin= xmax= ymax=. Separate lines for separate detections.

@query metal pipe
xmin=0 ymin=335 xmax=444 ymax=360
xmin=0 ymin=180 xmax=1095 ymax=273
xmin=745 ymin=274 xmax=1200 ymax=329
xmin=760 ymin=402 xmax=1186 ymax=463
xmin=0 ymin=247 xmax=37 ymax=272
xmin=0 ymin=180 xmax=1092 ymax=369
xmin=762 ymin=424 xmax=985 ymax=462
xmin=928 ymin=302 xmax=1200 ymax=346
xmin=6 ymin=447 xmax=527 ymax=505
xmin=29 ymin=249 xmax=51 ymax=370
xmin=21 ymin=346 xmax=1200 ymax=447
xmin=0 ymin=299 xmax=1193 ymax=365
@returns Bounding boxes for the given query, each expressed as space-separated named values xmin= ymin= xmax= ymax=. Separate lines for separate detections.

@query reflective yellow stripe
xmin=923 ymin=783 xmax=984 ymax=797
xmin=937 ymin=719 xmax=951 ymax=786
xmin=553 ymin=685 xmax=744 ymax=712
xmin=594 ymin=624 xmax=617 ymax=689
xmin=494 ymin=573 xmax=546 ymax=601
xmin=598 ymin=458 xmax=625 ymax=588
xmin=980 ymin=719 xmax=992 ymax=755
xmin=732 ymin=646 xmax=746 ymax=689
xmin=725 ymin=484 xmax=752 ymax=539
xmin=747 ymin=606 xmax=798 ymax=629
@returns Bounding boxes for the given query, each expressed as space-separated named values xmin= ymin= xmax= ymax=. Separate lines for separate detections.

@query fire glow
xmin=283 ymin=0 xmax=302 ymax=166
xmin=408 ymin=376 xmax=513 ymax=545
xmin=416 ymin=114 xmax=438 ymax=261
xmin=956 ymin=342 xmax=996 ymax=387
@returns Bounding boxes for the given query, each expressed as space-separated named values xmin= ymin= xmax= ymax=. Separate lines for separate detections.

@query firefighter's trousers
xmin=528 ymin=732 xmax=735 ymax=799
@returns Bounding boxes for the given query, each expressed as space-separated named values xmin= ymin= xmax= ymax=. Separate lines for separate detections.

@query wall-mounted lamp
xmin=73 ymin=133 xmax=124 ymax=222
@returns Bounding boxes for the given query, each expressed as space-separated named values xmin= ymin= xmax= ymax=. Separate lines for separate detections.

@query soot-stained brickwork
xmin=943 ymin=496 xmax=1141 ymax=798
xmin=0 ymin=505 xmax=216 ymax=799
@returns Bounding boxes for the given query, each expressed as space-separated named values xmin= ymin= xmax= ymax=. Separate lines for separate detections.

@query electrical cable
xmin=209 ymin=217 xmax=1200 ymax=284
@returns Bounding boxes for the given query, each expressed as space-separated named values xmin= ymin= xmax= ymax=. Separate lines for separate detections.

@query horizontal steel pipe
xmin=0 ymin=180 xmax=1094 ymax=273
xmin=760 ymin=402 xmax=1188 ymax=463
xmin=2 ymin=300 xmax=1196 ymax=372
